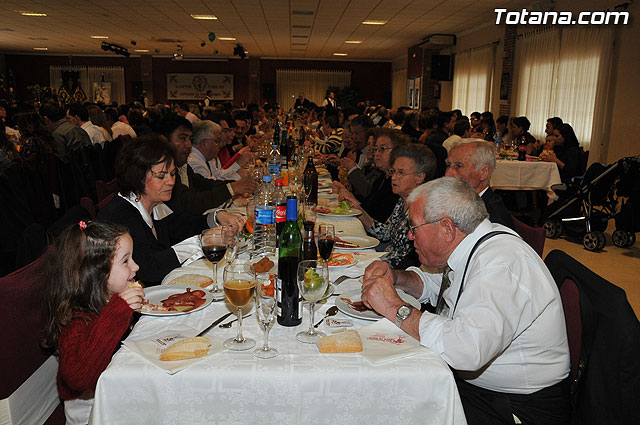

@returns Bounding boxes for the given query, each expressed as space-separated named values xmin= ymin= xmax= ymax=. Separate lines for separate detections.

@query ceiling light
xmin=91 ymin=35 xmax=109 ymax=39
xmin=17 ymin=11 xmax=47 ymax=17
xmin=292 ymin=25 xmax=311 ymax=29
xmin=292 ymin=43 xmax=306 ymax=46
xmin=218 ymin=37 xmax=236 ymax=41
xmin=345 ymin=40 xmax=362 ymax=44
xmin=134 ymin=49 xmax=149 ymax=52
xmin=292 ymin=35 xmax=308 ymax=38
xmin=292 ymin=10 xmax=314 ymax=15
xmin=191 ymin=14 xmax=217 ymax=20
xmin=362 ymin=20 xmax=387 ymax=25
xmin=333 ymin=53 xmax=348 ymax=56
xmin=33 ymin=47 xmax=48 ymax=50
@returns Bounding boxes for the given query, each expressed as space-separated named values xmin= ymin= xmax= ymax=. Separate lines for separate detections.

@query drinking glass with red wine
xmin=318 ymin=224 xmax=335 ymax=263
xmin=200 ymin=226 xmax=231 ymax=301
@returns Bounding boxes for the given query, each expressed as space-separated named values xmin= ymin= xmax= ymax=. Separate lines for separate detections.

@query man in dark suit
xmin=294 ymin=92 xmax=311 ymax=110
xmin=445 ymin=139 xmax=515 ymax=230
xmin=160 ymin=115 xmax=256 ymax=215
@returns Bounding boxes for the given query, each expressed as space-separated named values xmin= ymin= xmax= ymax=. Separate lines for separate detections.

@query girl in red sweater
xmin=43 ymin=221 xmax=145 ymax=425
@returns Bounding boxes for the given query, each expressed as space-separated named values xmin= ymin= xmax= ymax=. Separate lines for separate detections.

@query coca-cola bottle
xmin=273 ymin=179 xmax=287 ymax=247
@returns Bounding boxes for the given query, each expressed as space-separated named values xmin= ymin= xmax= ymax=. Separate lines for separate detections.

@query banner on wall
xmin=93 ymin=82 xmax=111 ymax=103
xmin=167 ymin=73 xmax=233 ymax=100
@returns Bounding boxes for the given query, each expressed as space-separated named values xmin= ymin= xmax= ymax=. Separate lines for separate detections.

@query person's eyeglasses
xmin=389 ymin=168 xmax=419 ymax=178
xmin=374 ymin=146 xmax=392 ymax=154
xmin=150 ymin=169 xmax=177 ymax=180
xmin=408 ymin=219 xmax=441 ymax=236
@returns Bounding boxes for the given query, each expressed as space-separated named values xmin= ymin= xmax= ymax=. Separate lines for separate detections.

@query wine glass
xmin=296 ymin=260 xmax=329 ymax=343
xmin=200 ymin=227 xmax=230 ymax=301
xmin=318 ymin=224 xmax=335 ymax=264
xmin=253 ymin=275 xmax=278 ymax=359
xmin=222 ymin=262 xmax=256 ymax=351
xmin=302 ymin=201 xmax=316 ymax=233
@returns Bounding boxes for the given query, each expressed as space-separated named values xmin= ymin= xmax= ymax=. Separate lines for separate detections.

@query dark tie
xmin=206 ymin=160 xmax=212 ymax=177
xmin=435 ymin=265 xmax=452 ymax=315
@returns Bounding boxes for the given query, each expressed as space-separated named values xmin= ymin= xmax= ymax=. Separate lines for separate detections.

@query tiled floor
xmin=543 ymin=223 xmax=640 ymax=318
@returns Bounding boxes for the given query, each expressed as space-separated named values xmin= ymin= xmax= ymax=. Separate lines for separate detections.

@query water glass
xmin=296 ymin=260 xmax=329 ymax=343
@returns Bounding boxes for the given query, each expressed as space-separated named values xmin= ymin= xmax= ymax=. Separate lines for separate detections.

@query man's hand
xmin=338 ymin=188 xmax=358 ymax=205
xmin=361 ymin=265 xmax=404 ymax=319
xmin=340 ymin=156 xmax=357 ymax=171
xmin=236 ymin=146 xmax=253 ymax=167
xmin=364 ymin=260 xmax=394 ymax=282
xmin=230 ymin=177 xmax=256 ymax=194
xmin=332 ymin=180 xmax=345 ymax=193
xmin=245 ymin=135 xmax=260 ymax=151
xmin=325 ymin=154 xmax=341 ymax=167
xmin=216 ymin=211 xmax=246 ymax=233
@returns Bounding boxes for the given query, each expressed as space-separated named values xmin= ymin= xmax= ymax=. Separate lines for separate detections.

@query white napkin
xmin=122 ymin=326 xmax=225 ymax=375
xmin=359 ymin=318 xmax=425 ymax=365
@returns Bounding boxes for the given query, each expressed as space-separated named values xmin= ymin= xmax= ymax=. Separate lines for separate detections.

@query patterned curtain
xmin=49 ymin=66 xmax=126 ymax=104
xmin=276 ymin=69 xmax=351 ymax=111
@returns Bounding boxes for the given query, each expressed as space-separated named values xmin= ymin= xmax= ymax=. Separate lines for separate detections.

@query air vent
xmin=292 ymin=35 xmax=308 ymax=38
xmin=292 ymin=43 xmax=307 ymax=45
xmin=152 ymin=38 xmax=184 ymax=43
xmin=292 ymin=10 xmax=314 ymax=15
xmin=292 ymin=25 xmax=310 ymax=28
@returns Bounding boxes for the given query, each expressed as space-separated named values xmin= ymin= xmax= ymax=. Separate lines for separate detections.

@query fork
xmin=333 ymin=275 xmax=362 ymax=286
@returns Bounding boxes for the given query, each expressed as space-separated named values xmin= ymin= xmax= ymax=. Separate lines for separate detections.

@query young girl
xmin=43 ymin=220 xmax=145 ymax=425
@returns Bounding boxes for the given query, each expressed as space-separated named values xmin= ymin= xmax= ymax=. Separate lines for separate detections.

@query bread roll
xmin=159 ymin=337 xmax=211 ymax=361
xmin=167 ymin=274 xmax=213 ymax=288
xmin=128 ymin=281 xmax=143 ymax=288
xmin=316 ymin=330 xmax=363 ymax=353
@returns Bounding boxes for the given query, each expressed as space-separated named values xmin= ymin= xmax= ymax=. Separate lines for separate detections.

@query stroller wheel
xmin=583 ymin=231 xmax=606 ymax=251
xmin=626 ymin=232 xmax=636 ymax=247
xmin=544 ymin=220 xmax=562 ymax=238
xmin=613 ymin=230 xmax=629 ymax=248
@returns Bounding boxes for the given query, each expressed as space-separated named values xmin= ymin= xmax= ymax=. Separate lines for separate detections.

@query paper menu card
xmin=358 ymin=318 xmax=425 ymax=365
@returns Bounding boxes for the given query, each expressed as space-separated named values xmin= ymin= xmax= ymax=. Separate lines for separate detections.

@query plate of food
xmin=335 ymin=289 xmax=421 ymax=321
xmin=326 ymin=252 xmax=357 ymax=269
xmin=244 ymin=255 xmax=277 ymax=275
xmin=316 ymin=201 xmax=362 ymax=217
xmin=139 ymin=287 xmax=214 ymax=316
xmin=165 ymin=273 xmax=214 ymax=288
xmin=333 ymin=236 xmax=380 ymax=250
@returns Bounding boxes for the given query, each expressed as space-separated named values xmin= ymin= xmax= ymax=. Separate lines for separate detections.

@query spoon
xmin=314 ymin=306 xmax=339 ymax=328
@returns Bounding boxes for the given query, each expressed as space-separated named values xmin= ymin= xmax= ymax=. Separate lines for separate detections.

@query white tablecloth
xmin=92 ymin=257 xmax=467 ymax=425
xmin=491 ymin=159 xmax=561 ymax=191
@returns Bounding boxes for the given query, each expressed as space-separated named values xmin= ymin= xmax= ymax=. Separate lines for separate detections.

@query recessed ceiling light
xmin=90 ymin=35 xmax=109 ymax=39
xmin=218 ymin=37 xmax=236 ymax=41
xmin=292 ymin=25 xmax=311 ymax=29
xmin=333 ymin=53 xmax=348 ymax=56
xmin=191 ymin=14 xmax=218 ymax=20
xmin=292 ymin=10 xmax=314 ymax=15
xmin=292 ymin=43 xmax=306 ymax=45
xmin=345 ymin=40 xmax=362 ymax=44
xmin=292 ymin=35 xmax=308 ymax=38
xmin=134 ymin=49 xmax=149 ymax=52
xmin=33 ymin=47 xmax=48 ymax=50
xmin=362 ymin=20 xmax=387 ymax=25
xmin=16 ymin=11 xmax=47 ymax=17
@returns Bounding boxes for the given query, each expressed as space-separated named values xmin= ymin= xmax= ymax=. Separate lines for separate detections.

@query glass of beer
xmin=223 ymin=263 xmax=257 ymax=350
xmin=296 ymin=260 xmax=329 ymax=343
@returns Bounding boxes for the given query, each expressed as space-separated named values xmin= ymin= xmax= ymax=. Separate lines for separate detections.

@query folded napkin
xmin=359 ymin=318 xmax=425 ymax=365
xmin=122 ymin=326 xmax=225 ymax=375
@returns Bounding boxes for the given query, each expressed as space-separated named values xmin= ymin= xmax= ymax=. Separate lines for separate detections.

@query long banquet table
xmin=491 ymin=159 xmax=561 ymax=195
xmin=91 ymin=188 xmax=467 ymax=425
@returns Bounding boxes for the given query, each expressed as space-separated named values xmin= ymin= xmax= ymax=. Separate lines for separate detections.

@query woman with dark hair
xmin=401 ymin=111 xmax=423 ymax=143
xmin=13 ymin=111 xmax=56 ymax=158
xmin=542 ymin=123 xmax=582 ymax=182
xmin=97 ymin=135 xmax=243 ymax=285
xmin=87 ymin=105 xmax=113 ymax=142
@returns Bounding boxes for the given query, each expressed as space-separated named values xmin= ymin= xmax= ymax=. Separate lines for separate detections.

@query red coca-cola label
xmin=275 ymin=205 xmax=286 ymax=223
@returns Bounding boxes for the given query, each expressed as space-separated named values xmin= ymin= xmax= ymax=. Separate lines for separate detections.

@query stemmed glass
xmin=302 ymin=201 xmax=317 ymax=233
xmin=253 ymin=275 xmax=278 ymax=359
xmin=296 ymin=260 xmax=329 ymax=343
xmin=222 ymin=262 xmax=256 ymax=351
xmin=200 ymin=226 xmax=231 ymax=301
xmin=318 ymin=224 xmax=335 ymax=264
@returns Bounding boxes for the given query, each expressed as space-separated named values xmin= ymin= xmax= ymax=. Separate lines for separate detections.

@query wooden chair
xmin=95 ymin=178 xmax=117 ymax=204
xmin=512 ymin=215 xmax=546 ymax=257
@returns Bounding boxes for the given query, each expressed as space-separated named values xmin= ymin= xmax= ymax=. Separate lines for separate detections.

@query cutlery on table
xmin=196 ymin=312 xmax=234 ymax=337
xmin=314 ymin=306 xmax=339 ymax=328
xmin=333 ymin=275 xmax=363 ymax=286
xmin=219 ymin=313 xmax=252 ymax=328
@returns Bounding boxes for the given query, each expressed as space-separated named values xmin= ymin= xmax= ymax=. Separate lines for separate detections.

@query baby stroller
xmin=543 ymin=156 xmax=639 ymax=251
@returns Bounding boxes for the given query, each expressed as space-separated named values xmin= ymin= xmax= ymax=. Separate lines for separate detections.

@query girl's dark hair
xmin=43 ymin=221 xmax=129 ymax=350
xmin=557 ymin=123 xmax=580 ymax=148
xmin=115 ymin=135 xmax=176 ymax=196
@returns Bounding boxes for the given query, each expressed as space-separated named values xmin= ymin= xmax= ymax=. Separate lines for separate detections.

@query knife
xmin=196 ymin=312 xmax=234 ymax=336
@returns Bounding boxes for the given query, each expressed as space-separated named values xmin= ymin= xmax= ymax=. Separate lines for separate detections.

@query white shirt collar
xmin=478 ymin=186 xmax=489 ymax=197
xmin=118 ymin=192 xmax=174 ymax=229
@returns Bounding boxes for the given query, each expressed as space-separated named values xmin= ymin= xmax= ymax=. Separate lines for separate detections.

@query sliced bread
xmin=316 ymin=330 xmax=363 ymax=353
xmin=159 ymin=336 xmax=211 ymax=361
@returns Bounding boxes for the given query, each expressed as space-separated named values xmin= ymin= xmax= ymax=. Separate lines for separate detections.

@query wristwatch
xmin=395 ymin=305 xmax=413 ymax=328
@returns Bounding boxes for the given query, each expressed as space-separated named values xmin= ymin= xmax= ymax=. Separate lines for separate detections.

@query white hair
xmin=450 ymin=138 xmax=496 ymax=173
xmin=408 ymin=177 xmax=488 ymax=234
xmin=192 ymin=120 xmax=221 ymax=147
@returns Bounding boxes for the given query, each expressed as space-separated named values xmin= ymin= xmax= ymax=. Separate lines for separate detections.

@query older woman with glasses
xmin=346 ymin=143 xmax=436 ymax=269
xmin=98 ymin=135 xmax=244 ymax=286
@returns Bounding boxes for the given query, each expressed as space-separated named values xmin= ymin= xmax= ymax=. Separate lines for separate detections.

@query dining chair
xmin=96 ymin=178 xmax=117 ymax=204
xmin=512 ymin=215 xmax=546 ymax=257
xmin=544 ymin=249 xmax=640 ymax=425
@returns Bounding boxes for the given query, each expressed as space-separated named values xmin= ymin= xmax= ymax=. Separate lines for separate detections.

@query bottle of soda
xmin=273 ymin=179 xmax=287 ymax=247
xmin=303 ymin=155 xmax=318 ymax=204
xmin=518 ymin=135 xmax=527 ymax=161
xmin=277 ymin=196 xmax=302 ymax=327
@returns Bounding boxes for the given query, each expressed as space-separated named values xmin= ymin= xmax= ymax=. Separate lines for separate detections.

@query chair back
xmin=512 ymin=216 xmax=546 ymax=257
xmin=559 ymin=278 xmax=582 ymax=395
xmin=96 ymin=178 xmax=117 ymax=203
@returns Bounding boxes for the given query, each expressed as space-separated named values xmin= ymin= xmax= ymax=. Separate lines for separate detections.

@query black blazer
xmin=98 ymin=195 xmax=208 ymax=286
xmin=482 ymin=188 xmax=516 ymax=230
xmin=360 ymin=175 xmax=398 ymax=223
xmin=166 ymin=165 xmax=232 ymax=215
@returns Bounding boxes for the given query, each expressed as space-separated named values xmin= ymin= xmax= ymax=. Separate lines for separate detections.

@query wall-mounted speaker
xmin=431 ymin=55 xmax=452 ymax=81
xmin=262 ymin=83 xmax=274 ymax=100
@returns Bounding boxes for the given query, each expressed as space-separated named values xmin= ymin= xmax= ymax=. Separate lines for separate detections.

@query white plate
xmin=244 ymin=256 xmax=277 ymax=275
xmin=334 ymin=236 xmax=380 ymax=250
xmin=316 ymin=207 xmax=362 ymax=217
xmin=139 ymin=286 xmax=213 ymax=316
xmin=335 ymin=289 xmax=421 ymax=321
xmin=327 ymin=253 xmax=358 ymax=269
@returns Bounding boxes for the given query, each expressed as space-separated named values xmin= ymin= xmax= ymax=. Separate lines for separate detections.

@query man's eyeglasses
xmin=150 ymin=169 xmax=177 ymax=180
xmin=408 ymin=219 xmax=441 ymax=236
xmin=389 ymin=168 xmax=419 ymax=178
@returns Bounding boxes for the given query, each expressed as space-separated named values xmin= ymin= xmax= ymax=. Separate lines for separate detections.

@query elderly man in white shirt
xmin=188 ymin=120 xmax=252 ymax=181
xmin=361 ymin=177 xmax=570 ymax=425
